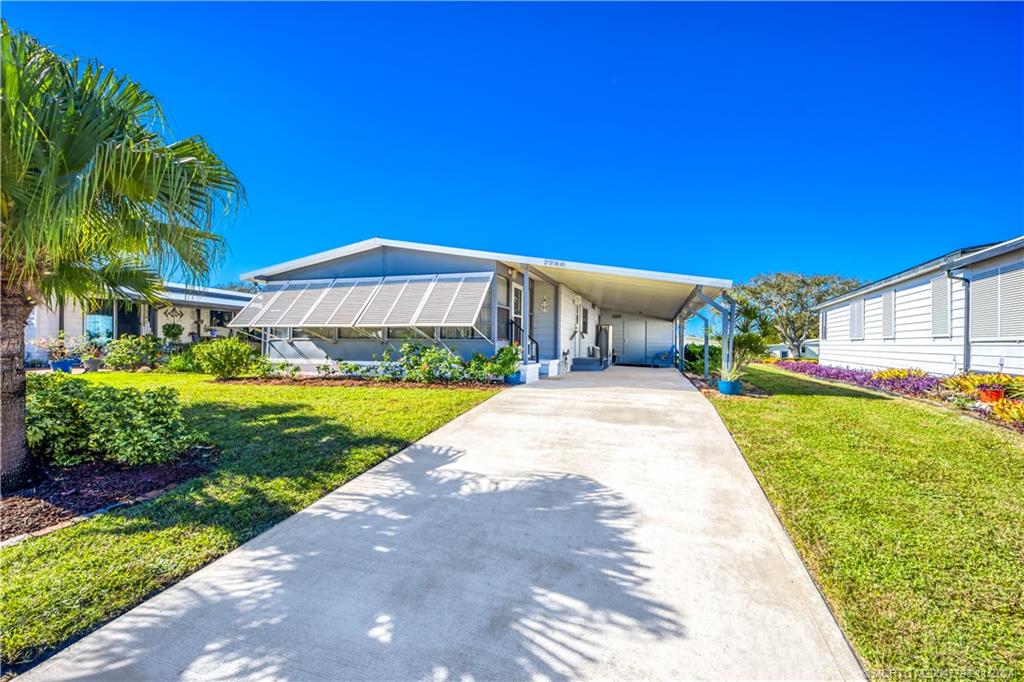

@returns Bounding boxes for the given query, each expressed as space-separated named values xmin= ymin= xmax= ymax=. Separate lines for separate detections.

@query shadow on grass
xmin=746 ymin=367 xmax=891 ymax=400
xmin=30 ymin=444 xmax=684 ymax=681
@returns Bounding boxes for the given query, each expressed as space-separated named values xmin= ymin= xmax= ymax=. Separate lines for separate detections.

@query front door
xmin=622 ymin=319 xmax=647 ymax=364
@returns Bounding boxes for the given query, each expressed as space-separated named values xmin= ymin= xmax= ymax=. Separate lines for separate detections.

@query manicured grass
xmin=709 ymin=365 xmax=1024 ymax=677
xmin=0 ymin=373 xmax=498 ymax=667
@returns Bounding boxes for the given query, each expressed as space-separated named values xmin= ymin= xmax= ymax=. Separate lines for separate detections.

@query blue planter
xmin=505 ymin=371 xmax=522 ymax=385
xmin=49 ymin=359 xmax=76 ymax=373
xmin=717 ymin=379 xmax=742 ymax=395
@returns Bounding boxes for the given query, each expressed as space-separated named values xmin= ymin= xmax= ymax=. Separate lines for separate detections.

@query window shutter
xmin=999 ymin=263 xmax=1024 ymax=338
xmin=820 ymin=311 xmax=828 ymax=340
xmin=970 ymin=270 xmax=999 ymax=339
xmin=849 ymin=299 xmax=864 ymax=340
xmin=931 ymin=277 xmax=950 ymax=337
xmin=882 ymin=290 xmax=894 ymax=339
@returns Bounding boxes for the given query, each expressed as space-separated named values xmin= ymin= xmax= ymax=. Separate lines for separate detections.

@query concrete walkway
xmin=25 ymin=367 xmax=863 ymax=681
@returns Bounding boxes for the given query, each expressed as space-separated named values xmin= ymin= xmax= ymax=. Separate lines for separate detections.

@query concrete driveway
xmin=25 ymin=366 xmax=863 ymax=681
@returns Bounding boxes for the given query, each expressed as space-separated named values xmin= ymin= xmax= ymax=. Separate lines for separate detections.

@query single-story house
xmin=25 ymin=282 xmax=254 ymax=362
xmin=767 ymin=339 xmax=819 ymax=360
xmin=231 ymin=238 xmax=733 ymax=381
xmin=816 ymin=235 xmax=1024 ymax=375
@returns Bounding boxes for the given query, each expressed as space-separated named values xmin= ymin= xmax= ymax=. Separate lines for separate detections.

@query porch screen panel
xmin=415 ymin=278 xmax=462 ymax=325
xmin=327 ymin=279 xmax=381 ymax=326
xmin=252 ymin=282 xmax=310 ymax=326
xmin=277 ymin=281 xmax=334 ymax=326
xmin=357 ymin=279 xmax=408 ymax=326
xmin=302 ymin=279 xmax=357 ymax=326
xmin=384 ymin=279 xmax=433 ymax=325
xmin=228 ymin=282 xmax=287 ymax=327
xmin=445 ymin=274 xmax=493 ymax=325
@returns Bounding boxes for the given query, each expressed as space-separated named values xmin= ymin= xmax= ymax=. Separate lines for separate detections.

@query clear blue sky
xmin=7 ymin=1 xmax=1023 ymax=291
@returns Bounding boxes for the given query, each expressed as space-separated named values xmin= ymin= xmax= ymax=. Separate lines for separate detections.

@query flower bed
xmin=768 ymin=361 xmax=1024 ymax=432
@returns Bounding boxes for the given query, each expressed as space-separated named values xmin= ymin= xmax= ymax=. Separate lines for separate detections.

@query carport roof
xmin=241 ymin=238 xmax=732 ymax=321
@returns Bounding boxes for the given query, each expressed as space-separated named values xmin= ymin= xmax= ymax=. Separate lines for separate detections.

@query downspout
xmin=947 ymin=269 xmax=970 ymax=373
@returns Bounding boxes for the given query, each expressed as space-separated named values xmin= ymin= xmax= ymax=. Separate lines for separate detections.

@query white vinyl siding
xmin=931 ymin=277 xmax=950 ymax=337
xmin=848 ymin=299 xmax=864 ymax=340
xmin=882 ymin=290 xmax=895 ymax=339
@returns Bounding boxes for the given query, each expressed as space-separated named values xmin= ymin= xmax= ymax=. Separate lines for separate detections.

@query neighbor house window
xmin=496 ymin=275 xmax=510 ymax=341
xmin=931 ymin=276 xmax=950 ymax=337
xmin=971 ymin=263 xmax=1024 ymax=339
xmin=294 ymin=327 xmax=337 ymax=341
xmin=210 ymin=309 xmax=234 ymax=327
xmin=440 ymin=327 xmax=483 ymax=339
xmin=848 ymin=299 xmax=864 ymax=340
xmin=882 ymin=290 xmax=895 ymax=339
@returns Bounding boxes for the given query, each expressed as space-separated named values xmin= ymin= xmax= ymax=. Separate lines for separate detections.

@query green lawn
xmin=709 ymin=365 xmax=1024 ymax=677
xmin=0 ymin=373 xmax=498 ymax=667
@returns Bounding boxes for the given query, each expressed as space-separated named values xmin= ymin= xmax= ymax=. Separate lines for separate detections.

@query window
xmin=971 ymin=263 xmax=1024 ymax=340
xmin=85 ymin=301 xmax=114 ymax=341
xmin=848 ymin=299 xmax=864 ymax=340
xmin=267 ymin=327 xmax=291 ymax=340
xmin=386 ymin=327 xmax=436 ymax=340
xmin=931 ymin=276 xmax=950 ymax=337
xmin=209 ymin=309 xmax=234 ymax=327
xmin=582 ymin=307 xmax=589 ymax=336
xmin=820 ymin=310 xmax=828 ymax=340
xmin=339 ymin=328 xmax=382 ymax=339
xmin=497 ymin=275 xmax=509 ymax=307
xmin=882 ymin=290 xmax=895 ymax=339
xmin=294 ymin=327 xmax=337 ymax=341
xmin=440 ymin=327 xmax=483 ymax=339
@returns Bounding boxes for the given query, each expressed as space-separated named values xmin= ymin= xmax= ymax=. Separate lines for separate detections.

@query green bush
xmin=192 ymin=337 xmax=257 ymax=379
xmin=103 ymin=334 xmax=161 ymax=370
xmin=159 ymin=346 xmax=202 ymax=373
xmin=161 ymin=322 xmax=184 ymax=343
xmin=80 ymin=386 xmax=190 ymax=465
xmin=25 ymin=373 xmax=94 ymax=466
xmin=25 ymin=373 xmax=192 ymax=467
xmin=683 ymin=342 xmax=721 ymax=375
xmin=399 ymin=343 xmax=467 ymax=383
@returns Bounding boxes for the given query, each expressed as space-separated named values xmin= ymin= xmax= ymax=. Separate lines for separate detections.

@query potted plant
xmin=36 ymin=332 xmax=78 ymax=373
xmin=977 ymin=383 xmax=1006 ymax=404
xmin=73 ymin=337 xmax=107 ymax=373
xmin=717 ymin=332 xmax=767 ymax=396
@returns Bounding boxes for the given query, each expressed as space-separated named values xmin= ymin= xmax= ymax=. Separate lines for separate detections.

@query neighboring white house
xmin=816 ymin=235 xmax=1024 ymax=376
xmin=25 ymin=282 xmax=254 ymax=363
xmin=230 ymin=237 xmax=732 ymax=381
xmin=767 ymin=339 xmax=819 ymax=359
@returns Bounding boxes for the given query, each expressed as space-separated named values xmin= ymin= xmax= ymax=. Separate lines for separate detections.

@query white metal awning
xmin=227 ymin=272 xmax=494 ymax=328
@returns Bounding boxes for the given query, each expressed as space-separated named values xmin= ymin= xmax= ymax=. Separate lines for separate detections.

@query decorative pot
xmin=82 ymin=357 xmax=103 ymax=373
xmin=718 ymin=379 xmax=742 ymax=395
xmin=505 ymin=371 xmax=523 ymax=385
xmin=49 ymin=359 xmax=76 ymax=373
xmin=978 ymin=388 xmax=1005 ymax=404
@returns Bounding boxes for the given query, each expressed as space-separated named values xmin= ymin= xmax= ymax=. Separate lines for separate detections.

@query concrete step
xmin=571 ymin=357 xmax=605 ymax=371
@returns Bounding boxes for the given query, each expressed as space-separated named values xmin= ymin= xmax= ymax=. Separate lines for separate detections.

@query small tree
xmin=719 ymin=332 xmax=767 ymax=381
xmin=736 ymin=273 xmax=861 ymax=358
xmin=162 ymin=322 xmax=185 ymax=343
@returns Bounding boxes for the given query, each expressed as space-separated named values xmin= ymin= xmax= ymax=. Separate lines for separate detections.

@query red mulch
xmin=1 ymin=446 xmax=219 ymax=541
xmin=220 ymin=377 xmax=503 ymax=390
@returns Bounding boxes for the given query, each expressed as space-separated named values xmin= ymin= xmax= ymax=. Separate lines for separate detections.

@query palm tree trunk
xmin=1 ymin=273 xmax=37 ymax=491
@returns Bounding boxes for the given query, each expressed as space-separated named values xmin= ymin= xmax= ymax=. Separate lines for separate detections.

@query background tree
xmin=735 ymin=273 xmax=861 ymax=358
xmin=213 ymin=280 xmax=262 ymax=294
xmin=1 ymin=21 xmax=243 ymax=488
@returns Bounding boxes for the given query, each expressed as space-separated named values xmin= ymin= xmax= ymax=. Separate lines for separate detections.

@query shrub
xmin=161 ymin=322 xmax=184 ymax=343
xmin=104 ymin=334 xmax=161 ymax=370
xmin=25 ymin=373 xmax=94 ymax=466
xmin=25 ymin=373 xmax=192 ymax=466
xmin=991 ymin=399 xmax=1024 ymax=431
xmin=192 ymin=337 xmax=258 ymax=379
xmin=871 ymin=368 xmax=928 ymax=381
xmin=81 ymin=386 xmax=191 ymax=464
xmin=159 ymin=346 xmax=202 ymax=373
xmin=399 ymin=343 xmax=467 ymax=383
xmin=775 ymin=361 xmax=941 ymax=396
xmin=683 ymin=343 xmax=722 ymax=375
xmin=941 ymin=372 xmax=1024 ymax=398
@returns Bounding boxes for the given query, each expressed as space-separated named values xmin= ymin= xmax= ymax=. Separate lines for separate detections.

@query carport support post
xmin=695 ymin=313 xmax=710 ymax=380
xmin=522 ymin=265 xmax=531 ymax=364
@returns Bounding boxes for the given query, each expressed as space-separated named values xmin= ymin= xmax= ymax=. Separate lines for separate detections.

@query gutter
xmin=946 ymin=269 xmax=970 ymax=373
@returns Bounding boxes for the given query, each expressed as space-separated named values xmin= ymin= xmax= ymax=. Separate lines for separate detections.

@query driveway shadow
xmin=32 ymin=445 xmax=684 ymax=681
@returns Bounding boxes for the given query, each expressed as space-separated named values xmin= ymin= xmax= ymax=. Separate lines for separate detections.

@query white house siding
xmin=557 ymin=283 xmax=599 ymax=364
xmin=819 ymin=273 xmax=966 ymax=375
xmin=819 ymin=247 xmax=1024 ymax=376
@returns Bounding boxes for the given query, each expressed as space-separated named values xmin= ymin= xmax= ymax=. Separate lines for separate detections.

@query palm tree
xmin=1 ymin=22 xmax=244 ymax=488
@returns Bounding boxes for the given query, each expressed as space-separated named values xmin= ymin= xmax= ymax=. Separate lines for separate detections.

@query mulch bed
xmin=685 ymin=372 xmax=770 ymax=398
xmin=220 ymin=377 xmax=503 ymax=390
xmin=1 ymin=446 xmax=219 ymax=542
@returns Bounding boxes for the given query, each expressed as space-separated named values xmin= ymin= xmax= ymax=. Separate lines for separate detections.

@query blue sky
xmin=7 ymin=1 xmax=1023 ymax=292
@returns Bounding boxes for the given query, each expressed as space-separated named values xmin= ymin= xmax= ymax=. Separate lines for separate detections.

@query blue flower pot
xmin=49 ymin=359 xmax=76 ymax=373
xmin=505 ymin=371 xmax=522 ymax=385
xmin=717 ymin=379 xmax=742 ymax=395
